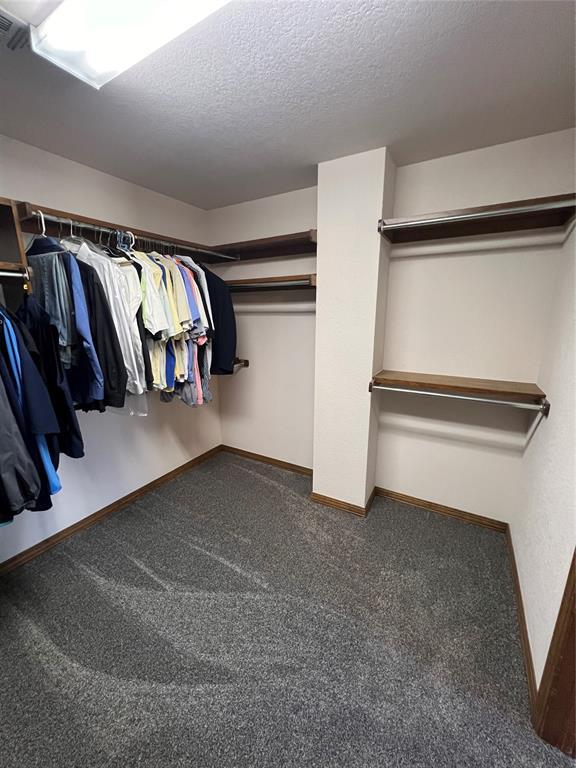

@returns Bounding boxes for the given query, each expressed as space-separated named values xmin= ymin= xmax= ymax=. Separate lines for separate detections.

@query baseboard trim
xmin=374 ymin=487 xmax=507 ymax=533
xmin=220 ymin=445 xmax=313 ymax=476
xmin=532 ymin=550 xmax=575 ymax=757
xmin=0 ymin=444 xmax=311 ymax=576
xmin=506 ymin=532 xmax=576 ymax=757
xmin=0 ymin=445 xmax=223 ymax=576
xmin=505 ymin=527 xmax=538 ymax=708
xmin=309 ymin=490 xmax=373 ymax=518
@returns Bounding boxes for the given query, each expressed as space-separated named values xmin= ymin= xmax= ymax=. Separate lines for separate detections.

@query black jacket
xmin=17 ymin=296 xmax=84 ymax=459
xmin=202 ymin=267 xmax=237 ymax=375
xmin=77 ymin=260 xmax=128 ymax=408
xmin=0 ymin=309 xmax=61 ymax=514
xmin=0 ymin=366 xmax=41 ymax=521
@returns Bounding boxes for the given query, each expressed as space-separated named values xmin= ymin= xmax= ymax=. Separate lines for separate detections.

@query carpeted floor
xmin=0 ymin=452 xmax=572 ymax=768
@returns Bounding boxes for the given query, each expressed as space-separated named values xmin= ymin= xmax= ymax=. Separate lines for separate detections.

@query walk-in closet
xmin=0 ymin=1 xmax=574 ymax=766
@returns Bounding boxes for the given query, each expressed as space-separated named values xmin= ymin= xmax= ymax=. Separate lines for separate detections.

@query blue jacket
xmin=27 ymin=237 xmax=105 ymax=408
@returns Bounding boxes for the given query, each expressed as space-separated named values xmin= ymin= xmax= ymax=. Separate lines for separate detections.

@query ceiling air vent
xmin=0 ymin=9 xmax=29 ymax=51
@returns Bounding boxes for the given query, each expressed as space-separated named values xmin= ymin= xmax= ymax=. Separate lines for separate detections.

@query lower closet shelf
xmin=369 ymin=369 xmax=549 ymax=414
xmin=226 ymin=274 xmax=316 ymax=292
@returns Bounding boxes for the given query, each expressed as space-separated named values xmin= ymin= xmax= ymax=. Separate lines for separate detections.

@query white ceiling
xmin=0 ymin=0 xmax=574 ymax=209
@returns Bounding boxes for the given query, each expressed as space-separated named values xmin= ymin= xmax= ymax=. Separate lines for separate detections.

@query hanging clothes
xmin=17 ymin=295 xmax=84 ymax=459
xmin=149 ymin=253 xmax=185 ymax=389
xmin=0 ymin=224 xmax=237 ymax=525
xmin=153 ymin=254 xmax=191 ymax=384
xmin=74 ymin=241 xmax=147 ymax=396
xmin=26 ymin=247 xmax=75 ymax=367
xmin=202 ymin=266 xmax=237 ymax=375
xmin=76 ymin=260 xmax=128 ymax=409
xmin=0 ymin=370 xmax=41 ymax=521
xmin=130 ymin=260 xmax=155 ymax=392
xmin=0 ymin=306 xmax=62 ymax=512
xmin=179 ymin=255 xmax=215 ymax=357
xmin=138 ymin=253 xmax=172 ymax=391
xmin=60 ymin=250 xmax=105 ymax=408
xmin=27 ymin=237 xmax=105 ymax=410
xmin=175 ymin=262 xmax=202 ymax=330
xmin=131 ymin=251 xmax=169 ymax=338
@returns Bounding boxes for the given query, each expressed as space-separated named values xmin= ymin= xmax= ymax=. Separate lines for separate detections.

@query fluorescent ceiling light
xmin=30 ymin=0 xmax=230 ymax=89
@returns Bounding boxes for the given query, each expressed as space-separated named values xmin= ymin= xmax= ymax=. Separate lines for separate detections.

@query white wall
xmin=218 ymin=300 xmax=316 ymax=468
xmin=209 ymin=188 xmax=317 ymax=468
xmin=377 ymin=129 xmax=574 ymax=521
xmin=0 ymin=134 xmax=209 ymax=242
xmin=517 ymin=227 xmax=575 ymax=686
xmin=393 ymin=128 xmax=575 ymax=216
xmin=376 ymin=242 xmax=563 ymax=523
xmin=0 ymin=136 xmax=221 ymax=564
xmin=376 ymin=128 xmax=575 ymax=688
xmin=205 ymin=186 xmax=317 ymax=244
xmin=313 ymin=148 xmax=392 ymax=506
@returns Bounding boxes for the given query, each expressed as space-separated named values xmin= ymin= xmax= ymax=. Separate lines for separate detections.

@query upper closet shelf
xmin=369 ymin=369 xmax=549 ymax=414
xmin=17 ymin=202 xmax=236 ymax=261
xmin=378 ymin=194 xmax=576 ymax=244
xmin=16 ymin=202 xmax=317 ymax=264
xmin=211 ymin=230 xmax=317 ymax=262
xmin=0 ymin=198 xmax=27 ymax=267
xmin=226 ymin=274 xmax=317 ymax=292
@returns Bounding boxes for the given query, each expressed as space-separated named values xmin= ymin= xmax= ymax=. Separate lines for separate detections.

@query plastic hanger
xmin=38 ymin=210 xmax=46 ymax=237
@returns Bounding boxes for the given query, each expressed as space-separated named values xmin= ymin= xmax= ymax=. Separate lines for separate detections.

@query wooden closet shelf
xmin=226 ymin=273 xmax=317 ymax=292
xmin=17 ymin=201 xmax=209 ymax=249
xmin=0 ymin=261 xmax=28 ymax=272
xmin=370 ymin=370 xmax=548 ymax=411
xmin=378 ymin=194 xmax=576 ymax=243
xmin=0 ymin=199 xmax=28 ymax=275
xmin=16 ymin=201 xmax=316 ymax=263
xmin=212 ymin=230 xmax=317 ymax=262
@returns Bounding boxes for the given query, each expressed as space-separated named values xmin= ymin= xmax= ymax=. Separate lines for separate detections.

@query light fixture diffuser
xmin=30 ymin=0 xmax=230 ymax=89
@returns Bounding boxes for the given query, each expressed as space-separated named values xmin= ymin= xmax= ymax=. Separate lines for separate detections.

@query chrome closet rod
xmin=31 ymin=210 xmax=238 ymax=261
xmin=229 ymin=279 xmax=314 ymax=291
xmin=0 ymin=269 xmax=29 ymax=280
xmin=370 ymin=384 xmax=550 ymax=415
xmin=378 ymin=199 xmax=574 ymax=233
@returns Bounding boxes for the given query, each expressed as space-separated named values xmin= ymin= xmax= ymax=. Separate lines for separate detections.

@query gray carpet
xmin=0 ymin=452 xmax=572 ymax=768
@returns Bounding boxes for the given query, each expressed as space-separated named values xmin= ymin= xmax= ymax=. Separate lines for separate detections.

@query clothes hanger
xmin=37 ymin=210 xmax=46 ymax=237
xmin=110 ymin=230 xmax=136 ymax=266
xmin=98 ymin=229 xmax=121 ymax=257
xmin=148 ymin=239 xmax=163 ymax=260
xmin=60 ymin=217 xmax=89 ymax=251
xmin=25 ymin=209 xmax=46 ymax=250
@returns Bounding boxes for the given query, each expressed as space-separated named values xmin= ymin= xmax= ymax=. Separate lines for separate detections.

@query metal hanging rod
xmin=370 ymin=384 xmax=550 ymax=415
xmin=230 ymin=280 xmax=311 ymax=292
xmin=227 ymin=274 xmax=317 ymax=292
xmin=25 ymin=208 xmax=238 ymax=261
xmin=0 ymin=267 xmax=30 ymax=280
xmin=378 ymin=198 xmax=575 ymax=235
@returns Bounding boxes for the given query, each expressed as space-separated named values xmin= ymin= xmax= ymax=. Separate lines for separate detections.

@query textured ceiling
xmin=0 ymin=0 xmax=574 ymax=209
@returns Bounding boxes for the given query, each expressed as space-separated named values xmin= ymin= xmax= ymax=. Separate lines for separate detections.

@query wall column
xmin=312 ymin=147 xmax=395 ymax=509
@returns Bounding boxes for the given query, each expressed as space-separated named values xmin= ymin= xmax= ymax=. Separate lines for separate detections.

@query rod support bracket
xmin=541 ymin=399 xmax=551 ymax=417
